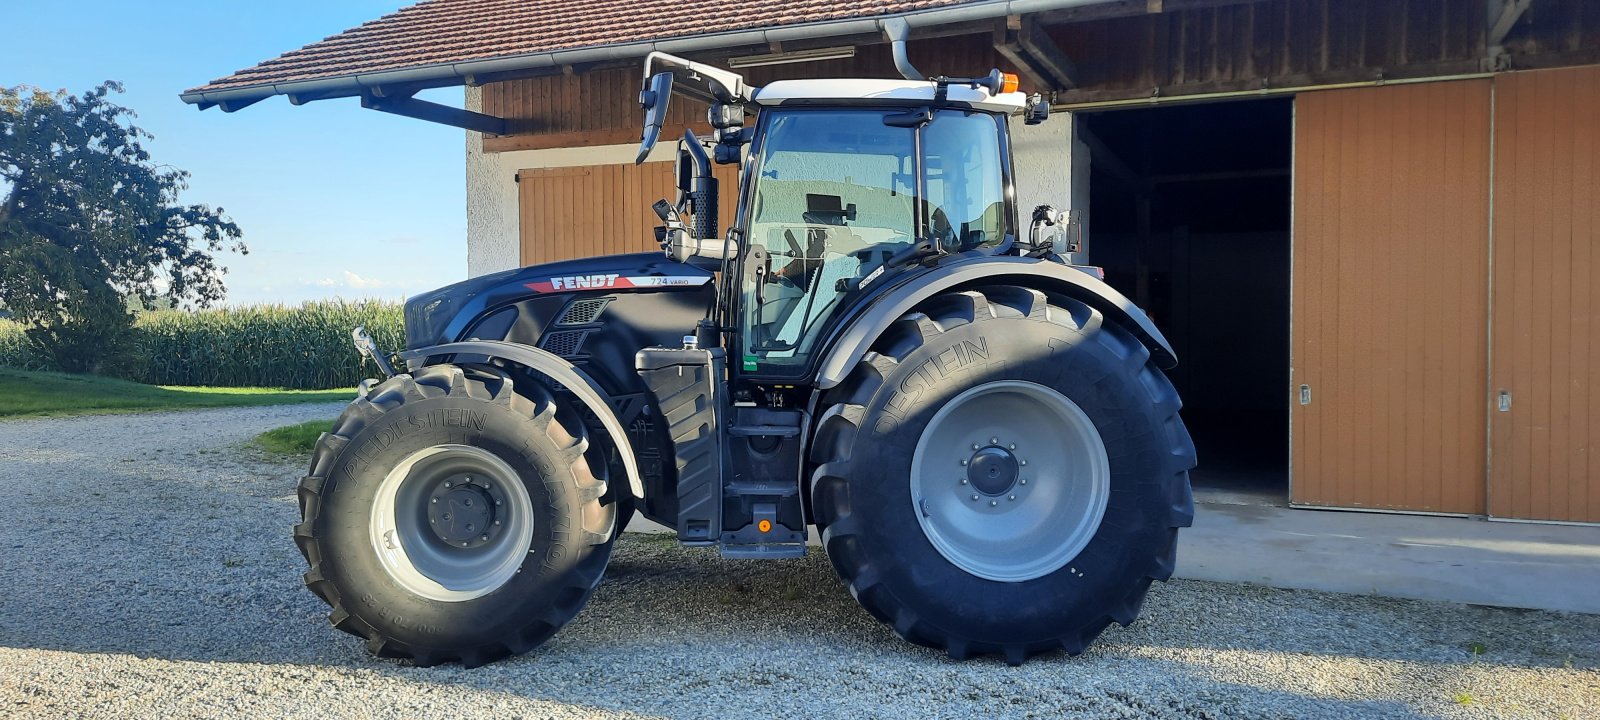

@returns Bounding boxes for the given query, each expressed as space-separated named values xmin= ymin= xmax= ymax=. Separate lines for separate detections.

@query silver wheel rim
xmin=369 ymin=444 xmax=534 ymax=602
xmin=910 ymin=380 xmax=1110 ymax=583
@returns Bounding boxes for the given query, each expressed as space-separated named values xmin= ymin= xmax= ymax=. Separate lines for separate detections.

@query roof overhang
xmin=180 ymin=0 xmax=1124 ymax=130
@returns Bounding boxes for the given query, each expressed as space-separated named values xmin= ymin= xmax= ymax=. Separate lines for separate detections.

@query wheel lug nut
xmin=970 ymin=494 xmax=979 ymax=501
xmin=461 ymin=541 xmax=469 ymax=547
xmin=959 ymin=479 xmax=968 ymax=485
xmin=1008 ymin=495 xmax=1016 ymax=501
xmin=431 ymin=498 xmax=438 ymax=504
xmin=495 ymin=500 xmax=503 ymax=506
xmin=1020 ymin=479 xmax=1028 ymax=485
xmin=1009 ymin=443 xmax=1016 ymax=450
xmin=480 ymin=534 xmax=489 ymax=541
xmin=990 ymin=437 xmax=998 ymax=445
xmin=444 ymin=481 xmax=453 ymax=488
xmin=989 ymin=500 xmax=998 ymax=507
xmin=465 ymin=524 xmax=473 ymax=531
xmin=972 ymin=444 xmax=980 ymax=450
xmin=1020 ymin=460 xmax=1027 ymax=466
xmin=960 ymin=459 xmax=968 ymax=466
xmin=464 ymin=498 xmax=472 ymax=506
xmin=494 ymin=519 xmax=501 ymax=525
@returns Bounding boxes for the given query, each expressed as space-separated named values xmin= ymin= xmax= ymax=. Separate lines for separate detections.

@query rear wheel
xmin=810 ymin=287 xmax=1195 ymax=664
xmin=295 ymin=365 xmax=615 ymax=667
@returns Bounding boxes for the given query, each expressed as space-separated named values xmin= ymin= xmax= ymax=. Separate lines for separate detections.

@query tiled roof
xmin=186 ymin=0 xmax=982 ymax=94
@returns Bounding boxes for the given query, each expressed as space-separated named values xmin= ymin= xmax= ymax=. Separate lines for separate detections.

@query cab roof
xmin=751 ymin=79 xmax=1027 ymax=114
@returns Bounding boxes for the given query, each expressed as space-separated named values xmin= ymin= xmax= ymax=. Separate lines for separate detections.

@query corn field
xmin=0 ymin=301 xmax=405 ymax=389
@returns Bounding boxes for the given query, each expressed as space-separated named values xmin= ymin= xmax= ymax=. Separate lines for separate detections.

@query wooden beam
xmin=1033 ymin=0 xmax=1269 ymax=25
xmin=1017 ymin=16 xmax=1079 ymax=89
xmin=1488 ymin=0 xmax=1533 ymax=47
xmin=1077 ymin=125 xmax=1144 ymax=190
xmin=993 ymin=19 xmax=1056 ymax=90
xmin=360 ymin=93 xmax=510 ymax=135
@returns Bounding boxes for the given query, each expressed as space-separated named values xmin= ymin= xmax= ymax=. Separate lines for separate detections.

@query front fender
xmin=397 ymin=340 xmax=644 ymax=500
xmin=814 ymin=256 xmax=1177 ymax=390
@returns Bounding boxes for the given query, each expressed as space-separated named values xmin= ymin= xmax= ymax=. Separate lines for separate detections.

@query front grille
xmin=557 ymin=298 xmax=609 ymax=325
xmin=541 ymin=330 xmax=589 ymax=357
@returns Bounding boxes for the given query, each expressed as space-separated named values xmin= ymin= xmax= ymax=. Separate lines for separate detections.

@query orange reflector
xmin=1000 ymin=72 xmax=1020 ymax=94
xmin=758 ymin=519 xmax=773 ymax=533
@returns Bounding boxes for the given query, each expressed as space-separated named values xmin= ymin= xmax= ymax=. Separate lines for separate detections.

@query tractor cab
xmin=634 ymin=50 xmax=1049 ymax=385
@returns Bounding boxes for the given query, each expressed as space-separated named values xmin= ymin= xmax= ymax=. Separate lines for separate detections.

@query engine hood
xmin=403 ymin=253 xmax=714 ymax=350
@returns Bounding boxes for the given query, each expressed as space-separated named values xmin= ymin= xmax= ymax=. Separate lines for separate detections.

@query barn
xmin=184 ymin=0 xmax=1600 ymax=524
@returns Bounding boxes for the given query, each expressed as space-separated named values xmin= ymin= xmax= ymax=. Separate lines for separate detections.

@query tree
xmin=0 ymin=82 xmax=244 ymax=372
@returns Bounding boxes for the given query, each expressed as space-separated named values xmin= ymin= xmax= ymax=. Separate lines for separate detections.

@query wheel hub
xmin=370 ymin=445 xmax=535 ymax=602
xmin=427 ymin=475 xmax=507 ymax=548
xmin=910 ymin=380 xmax=1111 ymax=583
xmin=966 ymin=446 xmax=1019 ymax=496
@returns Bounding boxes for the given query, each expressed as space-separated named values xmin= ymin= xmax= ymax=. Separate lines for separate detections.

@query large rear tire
xmin=810 ymin=287 xmax=1195 ymax=665
xmin=295 ymin=365 xmax=615 ymax=667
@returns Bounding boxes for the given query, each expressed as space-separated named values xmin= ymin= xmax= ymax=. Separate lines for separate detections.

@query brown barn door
xmin=518 ymin=160 xmax=740 ymax=265
xmin=1290 ymin=80 xmax=1491 ymax=514
xmin=1489 ymin=67 xmax=1600 ymax=523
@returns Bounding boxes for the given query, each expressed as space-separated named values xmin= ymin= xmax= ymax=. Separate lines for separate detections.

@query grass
xmin=0 ymin=368 xmax=353 ymax=418
xmin=254 ymin=419 xmax=335 ymax=457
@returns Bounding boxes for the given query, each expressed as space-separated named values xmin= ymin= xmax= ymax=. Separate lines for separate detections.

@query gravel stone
xmin=1 ymin=405 xmax=1596 ymax=719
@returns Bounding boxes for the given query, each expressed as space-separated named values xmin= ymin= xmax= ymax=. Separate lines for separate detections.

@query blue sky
xmin=3 ymin=1 xmax=467 ymax=305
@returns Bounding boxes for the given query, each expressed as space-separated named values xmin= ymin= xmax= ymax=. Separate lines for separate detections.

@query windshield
xmin=740 ymin=108 xmax=1008 ymax=376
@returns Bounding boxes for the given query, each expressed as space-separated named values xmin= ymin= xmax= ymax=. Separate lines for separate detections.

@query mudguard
xmin=397 ymin=340 xmax=645 ymax=500
xmin=814 ymin=255 xmax=1177 ymax=390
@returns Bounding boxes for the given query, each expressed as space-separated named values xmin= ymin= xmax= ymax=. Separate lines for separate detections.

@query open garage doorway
xmin=1080 ymin=98 xmax=1293 ymax=502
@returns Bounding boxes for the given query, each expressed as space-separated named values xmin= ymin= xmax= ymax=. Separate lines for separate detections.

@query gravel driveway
xmin=0 ymin=406 xmax=1596 ymax=719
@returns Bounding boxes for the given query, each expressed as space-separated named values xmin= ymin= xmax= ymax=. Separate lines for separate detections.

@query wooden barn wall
xmin=517 ymin=161 xmax=740 ymax=265
xmin=481 ymin=36 xmax=1017 ymax=152
xmin=1050 ymin=0 xmax=1490 ymax=104
xmin=479 ymin=0 xmax=1596 ymax=150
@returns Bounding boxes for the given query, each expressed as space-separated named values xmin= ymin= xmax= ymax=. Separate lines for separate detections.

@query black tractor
xmin=297 ymin=34 xmax=1194 ymax=667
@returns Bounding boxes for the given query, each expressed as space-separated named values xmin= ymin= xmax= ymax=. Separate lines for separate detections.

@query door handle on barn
xmin=1299 ymin=384 xmax=1312 ymax=406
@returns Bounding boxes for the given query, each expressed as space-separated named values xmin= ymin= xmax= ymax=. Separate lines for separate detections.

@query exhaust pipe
xmin=881 ymin=17 xmax=925 ymax=81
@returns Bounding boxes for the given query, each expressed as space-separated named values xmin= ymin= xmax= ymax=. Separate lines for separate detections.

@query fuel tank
xmin=403 ymin=253 xmax=716 ymax=397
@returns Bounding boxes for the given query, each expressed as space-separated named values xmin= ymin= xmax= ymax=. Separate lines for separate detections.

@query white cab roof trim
xmin=752 ymin=79 xmax=1027 ymax=114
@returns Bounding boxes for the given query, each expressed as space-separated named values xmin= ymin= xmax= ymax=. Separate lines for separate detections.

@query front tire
xmin=295 ymin=365 xmax=615 ymax=667
xmin=810 ymin=288 xmax=1195 ymax=664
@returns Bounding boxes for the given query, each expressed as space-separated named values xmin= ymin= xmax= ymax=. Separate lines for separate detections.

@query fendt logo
xmin=524 ymin=274 xmax=711 ymax=294
xmin=550 ymin=274 xmax=620 ymax=290
xmin=525 ymin=274 xmax=623 ymax=293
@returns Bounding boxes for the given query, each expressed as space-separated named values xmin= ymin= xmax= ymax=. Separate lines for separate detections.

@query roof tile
xmin=188 ymin=0 xmax=977 ymax=93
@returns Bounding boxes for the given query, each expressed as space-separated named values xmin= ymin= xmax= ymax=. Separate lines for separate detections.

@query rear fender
xmin=814 ymin=256 xmax=1177 ymax=390
xmin=397 ymin=340 xmax=644 ymax=500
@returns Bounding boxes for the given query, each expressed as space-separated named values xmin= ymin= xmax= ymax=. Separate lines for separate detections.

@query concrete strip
xmin=629 ymin=501 xmax=1600 ymax=614
xmin=1177 ymin=502 xmax=1600 ymax=614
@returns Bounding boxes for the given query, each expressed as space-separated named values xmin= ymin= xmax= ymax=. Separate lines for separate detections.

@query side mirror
xmin=635 ymin=72 xmax=674 ymax=164
xmin=1024 ymin=93 xmax=1050 ymax=125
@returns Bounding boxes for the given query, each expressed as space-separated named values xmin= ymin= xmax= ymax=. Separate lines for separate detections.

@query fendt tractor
xmin=298 ymin=26 xmax=1195 ymax=667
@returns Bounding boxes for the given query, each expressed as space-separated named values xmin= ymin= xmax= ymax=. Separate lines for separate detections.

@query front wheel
xmin=810 ymin=287 xmax=1195 ymax=664
xmin=295 ymin=365 xmax=615 ymax=667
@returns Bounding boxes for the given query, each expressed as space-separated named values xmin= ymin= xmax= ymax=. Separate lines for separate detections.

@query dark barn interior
xmin=1082 ymin=98 xmax=1294 ymax=498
